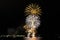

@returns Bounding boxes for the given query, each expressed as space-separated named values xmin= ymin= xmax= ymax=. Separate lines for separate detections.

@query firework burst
xmin=25 ymin=3 xmax=42 ymax=15
xmin=24 ymin=3 xmax=42 ymax=38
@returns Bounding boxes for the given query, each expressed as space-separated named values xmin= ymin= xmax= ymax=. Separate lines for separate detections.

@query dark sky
xmin=0 ymin=0 xmax=60 ymax=40
xmin=0 ymin=0 xmax=58 ymax=40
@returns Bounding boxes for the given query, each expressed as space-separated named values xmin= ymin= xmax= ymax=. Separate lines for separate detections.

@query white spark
xmin=26 ymin=15 xmax=40 ymax=29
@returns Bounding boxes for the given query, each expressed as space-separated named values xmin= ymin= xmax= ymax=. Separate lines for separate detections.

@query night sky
xmin=0 ymin=0 xmax=59 ymax=40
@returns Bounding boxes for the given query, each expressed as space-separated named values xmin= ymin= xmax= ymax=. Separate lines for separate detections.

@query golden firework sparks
xmin=25 ymin=3 xmax=42 ymax=15
xmin=23 ymin=24 xmax=37 ymax=37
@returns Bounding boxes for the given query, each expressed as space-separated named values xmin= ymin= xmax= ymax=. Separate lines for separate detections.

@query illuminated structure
xmin=24 ymin=3 xmax=42 ymax=40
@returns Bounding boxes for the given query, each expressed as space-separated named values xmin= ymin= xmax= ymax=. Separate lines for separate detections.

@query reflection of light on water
xmin=0 ymin=35 xmax=25 ymax=38
xmin=30 ymin=37 xmax=37 ymax=40
xmin=25 ymin=37 xmax=41 ymax=40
